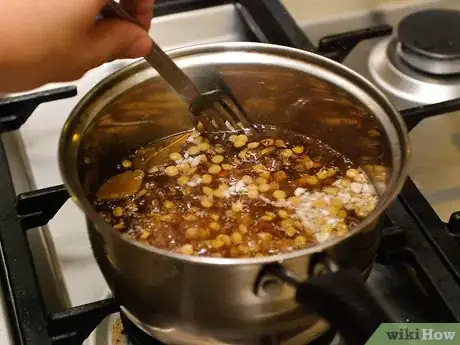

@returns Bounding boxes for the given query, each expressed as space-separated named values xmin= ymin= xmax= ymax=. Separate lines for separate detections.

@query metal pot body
xmin=59 ymin=43 xmax=410 ymax=344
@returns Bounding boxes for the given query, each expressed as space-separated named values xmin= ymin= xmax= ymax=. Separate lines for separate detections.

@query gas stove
xmin=1 ymin=1 xmax=460 ymax=345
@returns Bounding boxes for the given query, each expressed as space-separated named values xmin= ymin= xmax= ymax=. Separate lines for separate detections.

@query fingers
xmin=80 ymin=18 xmax=152 ymax=70
xmin=120 ymin=0 xmax=154 ymax=31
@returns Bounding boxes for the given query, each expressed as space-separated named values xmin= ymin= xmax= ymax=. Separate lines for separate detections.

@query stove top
xmin=1 ymin=1 xmax=460 ymax=345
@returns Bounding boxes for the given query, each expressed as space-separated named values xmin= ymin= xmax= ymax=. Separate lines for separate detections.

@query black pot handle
xmin=263 ymin=257 xmax=392 ymax=345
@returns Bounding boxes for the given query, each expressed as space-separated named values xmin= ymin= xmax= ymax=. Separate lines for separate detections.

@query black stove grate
xmin=1 ymin=1 xmax=460 ymax=345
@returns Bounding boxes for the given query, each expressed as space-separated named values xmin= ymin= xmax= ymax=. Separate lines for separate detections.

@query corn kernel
xmin=178 ymin=244 xmax=194 ymax=255
xmin=247 ymin=184 xmax=258 ymax=191
xmin=238 ymin=224 xmax=248 ymax=234
xmin=209 ymin=214 xmax=220 ymax=221
xmin=331 ymin=198 xmax=343 ymax=208
xmin=273 ymin=190 xmax=286 ymax=200
xmin=255 ymin=176 xmax=267 ymax=185
xmin=209 ymin=222 xmax=221 ymax=231
xmin=288 ymin=196 xmax=301 ymax=206
xmin=324 ymin=186 xmax=338 ymax=195
xmin=242 ymin=175 xmax=253 ymax=184
xmin=237 ymin=134 xmax=248 ymax=142
xmin=274 ymin=171 xmax=287 ymax=181
xmin=336 ymin=223 xmax=348 ymax=235
xmin=253 ymin=164 xmax=266 ymax=172
xmin=164 ymin=201 xmax=174 ymax=209
xmin=314 ymin=217 xmax=325 ymax=226
xmin=247 ymin=142 xmax=260 ymax=149
xmin=346 ymin=168 xmax=359 ymax=179
xmin=112 ymin=207 xmax=123 ymax=217
xmin=338 ymin=210 xmax=347 ymax=218
xmin=187 ymin=146 xmax=200 ymax=155
xmin=234 ymin=140 xmax=246 ymax=148
xmin=329 ymin=206 xmax=339 ymax=217
xmin=222 ymin=164 xmax=233 ymax=170
xmin=278 ymin=210 xmax=289 ymax=219
xmin=238 ymin=150 xmax=247 ymax=159
xmin=177 ymin=176 xmax=190 ymax=186
xmin=248 ymin=190 xmax=259 ymax=199
xmin=259 ymin=171 xmax=271 ymax=179
xmin=215 ymin=144 xmax=225 ymax=153
xmin=208 ymin=164 xmax=222 ymax=175
xmin=261 ymin=147 xmax=275 ymax=155
xmin=198 ymin=142 xmax=210 ymax=151
xmin=201 ymin=196 xmax=213 ymax=208
xmin=304 ymin=175 xmax=319 ymax=185
xmin=281 ymin=149 xmax=293 ymax=158
xmin=213 ymin=189 xmax=225 ymax=198
xmin=179 ymin=162 xmax=191 ymax=174
xmin=137 ymin=189 xmax=147 ymax=197
xmin=238 ymin=245 xmax=250 ymax=254
xmin=258 ymin=232 xmax=272 ymax=241
xmin=258 ymin=183 xmax=270 ymax=192
xmin=201 ymin=174 xmax=212 ymax=184
xmin=122 ymin=160 xmax=132 ymax=168
xmin=211 ymin=238 xmax=225 ymax=249
xmin=212 ymin=155 xmax=224 ymax=164
xmin=185 ymin=228 xmax=198 ymax=239
xmin=230 ymin=247 xmax=239 ymax=257
xmin=232 ymin=202 xmax=244 ymax=212
xmin=317 ymin=168 xmax=336 ymax=179
xmin=285 ymin=227 xmax=297 ymax=237
xmin=294 ymin=236 xmax=307 ymax=246
xmin=165 ymin=165 xmax=179 ymax=176
xmin=261 ymin=215 xmax=274 ymax=221
xmin=202 ymin=186 xmax=214 ymax=196
xmin=140 ymin=231 xmax=151 ymax=239
xmin=231 ymin=232 xmax=243 ymax=245
xmin=274 ymin=139 xmax=285 ymax=147
xmin=169 ymin=152 xmax=181 ymax=161
xmin=292 ymin=146 xmax=304 ymax=154
xmin=313 ymin=199 xmax=327 ymax=208
xmin=304 ymin=160 xmax=314 ymax=170
xmin=229 ymin=134 xmax=238 ymax=142
xmin=217 ymin=234 xmax=232 ymax=246
xmin=193 ymin=135 xmax=203 ymax=144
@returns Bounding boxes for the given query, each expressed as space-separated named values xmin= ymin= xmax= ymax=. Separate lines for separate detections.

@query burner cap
xmin=397 ymin=9 xmax=460 ymax=74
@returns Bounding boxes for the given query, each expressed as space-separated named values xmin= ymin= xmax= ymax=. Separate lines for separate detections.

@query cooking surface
xmin=1 ymin=1 xmax=460 ymax=345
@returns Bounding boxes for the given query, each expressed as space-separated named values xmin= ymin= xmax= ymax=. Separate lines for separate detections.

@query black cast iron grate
xmin=1 ymin=1 xmax=460 ymax=345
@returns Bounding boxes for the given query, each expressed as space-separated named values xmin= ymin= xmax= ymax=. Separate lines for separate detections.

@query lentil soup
xmin=93 ymin=126 xmax=380 ymax=258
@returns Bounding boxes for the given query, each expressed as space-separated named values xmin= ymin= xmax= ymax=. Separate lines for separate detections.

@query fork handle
xmin=101 ymin=1 xmax=200 ymax=103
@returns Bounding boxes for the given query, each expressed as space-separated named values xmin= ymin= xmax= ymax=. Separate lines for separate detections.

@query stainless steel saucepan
xmin=59 ymin=42 xmax=410 ymax=345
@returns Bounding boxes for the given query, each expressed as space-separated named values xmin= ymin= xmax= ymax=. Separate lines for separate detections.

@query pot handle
xmin=263 ymin=255 xmax=392 ymax=345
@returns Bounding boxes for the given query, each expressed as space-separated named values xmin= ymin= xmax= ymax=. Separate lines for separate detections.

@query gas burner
xmin=367 ymin=9 xmax=460 ymax=105
xmin=98 ymin=312 xmax=341 ymax=345
xmin=397 ymin=9 xmax=460 ymax=75
xmin=368 ymin=36 xmax=460 ymax=105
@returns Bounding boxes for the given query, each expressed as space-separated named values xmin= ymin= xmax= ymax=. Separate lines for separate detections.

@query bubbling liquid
xmin=93 ymin=126 xmax=381 ymax=258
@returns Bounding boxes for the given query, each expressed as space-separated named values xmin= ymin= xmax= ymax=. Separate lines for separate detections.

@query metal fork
xmin=102 ymin=1 xmax=254 ymax=133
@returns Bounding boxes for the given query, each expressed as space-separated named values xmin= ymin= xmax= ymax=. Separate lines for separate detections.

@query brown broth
xmin=93 ymin=126 xmax=379 ymax=258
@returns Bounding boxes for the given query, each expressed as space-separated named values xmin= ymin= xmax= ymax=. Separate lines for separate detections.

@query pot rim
xmin=58 ymin=41 xmax=411 ymax=266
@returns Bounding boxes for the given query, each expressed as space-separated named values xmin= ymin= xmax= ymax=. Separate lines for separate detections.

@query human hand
xmin=0 ymin=0 xmax=154 ymax=92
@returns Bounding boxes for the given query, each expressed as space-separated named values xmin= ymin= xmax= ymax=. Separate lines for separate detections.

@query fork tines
xmin=190 ymin=89 xmax=255 ymax=133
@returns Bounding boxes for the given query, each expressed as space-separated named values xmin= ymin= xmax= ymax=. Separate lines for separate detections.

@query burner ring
xmin=397 ymin=9 xmax=460 ymax=75
xmin=397 ymin=43 xmax=460 ymax=75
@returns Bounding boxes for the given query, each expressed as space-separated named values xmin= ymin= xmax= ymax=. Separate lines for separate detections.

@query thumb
xmin=81 ymin=18 xmax=152 ymax=69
